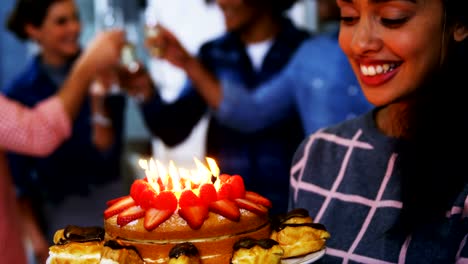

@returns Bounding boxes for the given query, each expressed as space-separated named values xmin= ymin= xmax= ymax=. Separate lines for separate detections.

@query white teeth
xmin=360 ymin=63 xmax=396 ymax=76
xmin=361 ymin=65 xmax=368 ymax=75
xmin=376 ymin=65 xmax=383 ymax=74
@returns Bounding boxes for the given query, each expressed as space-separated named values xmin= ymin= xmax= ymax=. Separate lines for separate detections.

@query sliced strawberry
xmin=117 ymin=205 xmax=145 ymax=226
xmin=244 ymin=191 xmax=272 ymax=208
xmin=178 ymin=205 xmax=209 ymax=230
xmin=106 ymin=195 xmax=130 ymax=207
xmin=235 ymin=198 xmax=268 ymax=215
xmin=179 ymin=189 xmax=201 ymax=207
xmin=227 ymin=175 xmax=245 ymax=199
xmin=104 ymin=196 xmax=135 ymax=219
xmin=130 ymin=179 xmax=149 ymax=203
xmin=218 ymin=174 xmax=231 ymax=184
xmin=151 ymin=191 xmax=178 ymax=211
xmin=138 ymin=188 xmax=158 ymax=210
xmin=199 ymin=183 xmax=217 ymax=205
xmin=144 ymin=208 xmax=174 ymax=231
xmin=209 ymin=199 xmax=240 ymax=221
xmin=217 ymin=183 xmax=232 ymax=200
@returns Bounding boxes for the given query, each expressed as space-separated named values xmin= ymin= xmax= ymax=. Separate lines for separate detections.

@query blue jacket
xmin=141 ymin=18 xmax=309 ymax=215
xmin=2 ymin=55 xmax=125 ymax=203
xmin=216 ymin=31 xmax=373 ymax=135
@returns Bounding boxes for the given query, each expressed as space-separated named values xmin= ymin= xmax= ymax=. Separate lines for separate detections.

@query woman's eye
xmin=55 ymin=17 xmax=68 ymax=25
xmin=340 ymin=16 xmax=358 ymax=25
xmin=381 ymin=17 xmax=409 ymax=28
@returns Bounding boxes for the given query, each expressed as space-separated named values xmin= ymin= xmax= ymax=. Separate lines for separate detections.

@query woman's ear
xmin=25 ymin=23 xmax=40 ymax=42
xmin=454 ymin=24 xmax=468 ymax=42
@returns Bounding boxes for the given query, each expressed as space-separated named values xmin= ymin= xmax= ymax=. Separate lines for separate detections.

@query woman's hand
xmin=77 ymin=30 xmax=127 ymax=76
xmin=118 ymin=65 xmax=156 ymax=103
xmin=145 ymin=25 xmax=196 ymax=70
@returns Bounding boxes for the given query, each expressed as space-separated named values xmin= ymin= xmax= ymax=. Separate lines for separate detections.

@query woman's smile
xmin=357 ymin=60 xmax=402 ymax=86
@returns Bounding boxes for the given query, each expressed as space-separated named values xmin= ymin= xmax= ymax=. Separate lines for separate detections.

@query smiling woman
xmin=338 ymin=0 xmax=446 ymax=109
xmin=289 ymin=0 xmax=468 ymax=263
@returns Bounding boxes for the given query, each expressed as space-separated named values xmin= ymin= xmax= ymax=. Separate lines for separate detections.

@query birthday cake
xmin=103 ymin=158 xmax=272 ymax=264
xmin=46 ymin=158 xmax=330 ymax=264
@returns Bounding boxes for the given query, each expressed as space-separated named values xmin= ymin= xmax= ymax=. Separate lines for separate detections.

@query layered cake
xmin=46 ymin=158 xmax=330 ymax=263
xmin=103 ymin=158 xmax=273 ymax=264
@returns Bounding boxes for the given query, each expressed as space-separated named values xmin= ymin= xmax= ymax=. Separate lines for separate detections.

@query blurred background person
xmin=122 ymin=0 xmax=309 ymax=215
xmin=211 ymin=0 xmax=372 ymax=134
xmin=2 ymin=0 xmax=126 ymax=261
xmin=0 ymin=29 xmax=125 ymax=264
xmin=148 ymin=0 xmax=372 ymax=136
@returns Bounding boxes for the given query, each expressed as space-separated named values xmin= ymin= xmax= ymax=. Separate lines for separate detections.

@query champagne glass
xmin=95 ymin=1 xmax=124 ymax=32
xmin=144 ymin=2 xmax=162 ymax=57
xmin=142 ymin=1 xmax=166 ymax=94
xmin=95 ymin=2 xmax=140 ymax=80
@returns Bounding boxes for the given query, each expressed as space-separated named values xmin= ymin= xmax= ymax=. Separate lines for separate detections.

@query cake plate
xmin=281 ymin=248 xmax=326 ymax=264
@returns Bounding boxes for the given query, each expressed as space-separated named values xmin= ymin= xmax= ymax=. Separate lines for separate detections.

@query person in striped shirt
xmin=289 ymin=0 xmax=468 ymax=263
xmin=0 ymin=29 xmax=125 ymax=264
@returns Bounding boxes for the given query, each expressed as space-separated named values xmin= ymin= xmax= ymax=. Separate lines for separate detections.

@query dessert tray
xmin=281 ymin=248 xmax=326 ymax=264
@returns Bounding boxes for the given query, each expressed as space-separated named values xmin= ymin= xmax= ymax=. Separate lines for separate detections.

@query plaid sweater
xmin=290 ymin=110 xmax=468 ymax=263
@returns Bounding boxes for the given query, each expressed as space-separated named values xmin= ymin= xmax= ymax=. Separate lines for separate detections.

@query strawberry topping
xmin=117 ymin=205 xmax=146 ymax=226
xmin=152 ymin=191 xmax=178 ymax=211
xmin=209 ymin=199 xmax=240 ymax=221
xmin=130 ymin=179 xmax=148 ymax=200
xmin=144 ymin=208 xmax=174 ymax=231
xmin=178 ymin=204 xmax=209 ymax=230
xmin=138 ymin=188 xmax=158 ymax=210
xmin=235 ymin=198 xmax=268 ymax=215
xmin=104 ymin=196 xmax=135 ymax=219
xmin=227 ymin=175 xmax=245 ymax=199
xmin=199 ymin=183 xmax=217 ymax=205
xmin=179 ymin=189 xmax=201 ymax=207
xmin=217 ymin=183 xmax=232 ymax=200
xmin=245 ymin=191 xmax=272 ymax=208
xmin=106 ymin=195 xmax=129 ymax=207
xmin=105 ymin=173 xmax=271 ymax=230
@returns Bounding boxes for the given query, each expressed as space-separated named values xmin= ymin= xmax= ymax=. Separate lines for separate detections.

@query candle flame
xmin=138 ymin=157 xmax=220 ymax=194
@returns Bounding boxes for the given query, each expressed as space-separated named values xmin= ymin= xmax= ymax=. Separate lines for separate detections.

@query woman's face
xmin=29 ymin=0 xmax=81 ymax=61
xmin=337 ymin=0 xmax=445 ymax=107
xmin=216 ymin=0 xmax=264 ymax=32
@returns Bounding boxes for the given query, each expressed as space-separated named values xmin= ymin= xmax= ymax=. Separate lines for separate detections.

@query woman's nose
xmin=350 ymin=18 xmax=382 ymax=55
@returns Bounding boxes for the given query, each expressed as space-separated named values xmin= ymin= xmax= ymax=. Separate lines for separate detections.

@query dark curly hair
xmin=391 ymin=0 xmax=468 ymax=235
xmin=6 ymin=0 xmax=62 ymax=41
xmin=444 ymin=0 xmax=468 ymax=25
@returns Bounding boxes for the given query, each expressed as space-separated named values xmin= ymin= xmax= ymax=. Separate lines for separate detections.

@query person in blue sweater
xmin=140 ymin=0 xmax=372 ymax=136
xmin=123 ymin=0 xmax=309 ymax=215
xmin=289 ymin=0 xmax=468 ymax=262
xmin=213 ymin=0 xmax=373 ymax=134
xmin=2 ymin=0 xmax=126 ymax=261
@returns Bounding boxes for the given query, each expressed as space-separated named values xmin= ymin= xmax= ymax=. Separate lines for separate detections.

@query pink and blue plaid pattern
xmin=289 ymin=112 xmax=468 ymax=264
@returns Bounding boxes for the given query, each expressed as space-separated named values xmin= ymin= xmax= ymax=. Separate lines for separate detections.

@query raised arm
xmin=0 ymin=30 xmax=125 ymax=156
xmin=144 ymin=25 xmax=296 ymax=133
